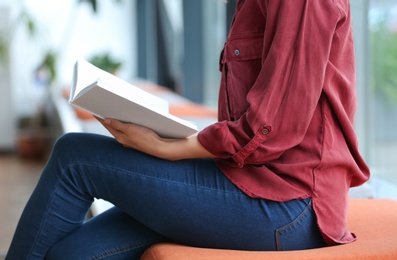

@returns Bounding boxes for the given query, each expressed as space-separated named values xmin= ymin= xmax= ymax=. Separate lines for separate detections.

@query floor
xmin=0 ymin=153 xmax=46 ymax=258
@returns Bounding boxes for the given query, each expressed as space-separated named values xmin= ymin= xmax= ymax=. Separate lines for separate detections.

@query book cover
xmin=69 ymin=59 xmax=198 ymax=138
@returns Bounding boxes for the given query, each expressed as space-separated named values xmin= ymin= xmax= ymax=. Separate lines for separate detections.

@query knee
xmin=50 ymin=132 xmax=116 ymax=164
xmin=48 ymin=133 xmax=91 ymax=167
xmin=54 ymin=133 xmax=84 ymax=151
xmin=52 ymin=133 xmax=98 ymax=157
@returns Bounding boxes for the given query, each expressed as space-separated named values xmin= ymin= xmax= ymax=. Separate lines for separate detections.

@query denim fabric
xmin=6 ymin=133 xmax=325 ymax=260
xmin=275 ymin=200 xmax=326 ymax=251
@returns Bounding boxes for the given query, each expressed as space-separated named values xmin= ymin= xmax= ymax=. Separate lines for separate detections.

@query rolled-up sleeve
xmin=198 ymin=0 xmax=343 ymax=167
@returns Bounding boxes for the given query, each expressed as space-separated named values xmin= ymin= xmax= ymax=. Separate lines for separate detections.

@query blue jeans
xmin=6 ymin=133 xmax=325 ymax=260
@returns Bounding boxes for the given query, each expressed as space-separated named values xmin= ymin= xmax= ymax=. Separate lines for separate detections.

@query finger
xmin=104 ymin=118 xmax=128 ymax=132
xmin=96 ymin=118 xmax=125 ymax=136
xmin=95 ymin=117 xmax=107 ymax=129
xmin=99 ymin=120 xmax=123 ymax=138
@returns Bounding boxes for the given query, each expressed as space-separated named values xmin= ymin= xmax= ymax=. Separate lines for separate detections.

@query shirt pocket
xmin=220 ymin=33 xmax=264 ymax=120
xmin=222 ymin=32 xmax=264 ymax=63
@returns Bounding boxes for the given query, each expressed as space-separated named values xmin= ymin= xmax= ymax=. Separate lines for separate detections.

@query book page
xmin=69 ymin=59 xmax=198 ymax=138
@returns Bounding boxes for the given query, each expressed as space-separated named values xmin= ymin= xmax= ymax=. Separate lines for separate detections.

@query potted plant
xmin=1 ymin=0 xmax=124 ymax=157
xmin=89 ymin=52 xmax=122 ymax=74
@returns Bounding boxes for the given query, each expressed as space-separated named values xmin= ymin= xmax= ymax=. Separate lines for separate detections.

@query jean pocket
xmin=275 ymin=199 xmax=325 ymax=251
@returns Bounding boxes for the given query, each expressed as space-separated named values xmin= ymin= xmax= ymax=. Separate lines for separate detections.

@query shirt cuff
xmin=231 ymin=125 xmax=271 ymax=167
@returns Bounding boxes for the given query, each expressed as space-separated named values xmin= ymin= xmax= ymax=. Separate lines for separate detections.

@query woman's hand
xmin=96 ymin=117 xmax=215 ymax=161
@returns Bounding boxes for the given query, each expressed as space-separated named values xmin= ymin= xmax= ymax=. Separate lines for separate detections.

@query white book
xmin=69 ymin=59 xmax=198 ymax=138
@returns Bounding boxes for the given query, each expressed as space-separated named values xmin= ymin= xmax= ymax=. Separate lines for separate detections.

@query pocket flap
xmin=222 ymin=33 xmax=264 ymax=63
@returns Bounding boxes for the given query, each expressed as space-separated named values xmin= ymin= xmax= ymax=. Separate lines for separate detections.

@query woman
xmin=6 ymin=0 xmax=370 ymax=259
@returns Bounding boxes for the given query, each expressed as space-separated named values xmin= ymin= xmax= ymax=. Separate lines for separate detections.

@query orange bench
xmin=141 ymin=198 xmax=397 ymax=260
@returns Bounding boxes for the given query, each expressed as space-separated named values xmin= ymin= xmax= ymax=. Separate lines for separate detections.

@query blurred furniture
xmin=141 ymin=198 xmax=397 ymax=260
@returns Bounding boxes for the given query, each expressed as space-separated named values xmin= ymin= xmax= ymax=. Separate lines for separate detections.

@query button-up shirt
xmin=198 ymin=0 xmax=370 ymax=245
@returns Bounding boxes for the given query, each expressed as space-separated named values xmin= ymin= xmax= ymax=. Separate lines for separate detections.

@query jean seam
xmin=275 ymin=200 xmax=312 ymax=251
xmin=65 ymin=161 xmax=245 ymax=197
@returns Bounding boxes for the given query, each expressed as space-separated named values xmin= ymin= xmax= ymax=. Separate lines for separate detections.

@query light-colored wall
xmin=0 ymin=0 xmax=136 ymax=149
xmin=0 ymin=5 xmax=16 ymax=150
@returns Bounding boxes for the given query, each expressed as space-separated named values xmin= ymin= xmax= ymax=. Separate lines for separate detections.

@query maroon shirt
xmin=198 ymin=0 xmax=370 ymax=245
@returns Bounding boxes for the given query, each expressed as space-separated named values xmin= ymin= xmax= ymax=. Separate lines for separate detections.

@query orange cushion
xmin=140 ymin=199 xmax=397 ymax=260
xmin=169 ymin=103 xmax=217 ymax=118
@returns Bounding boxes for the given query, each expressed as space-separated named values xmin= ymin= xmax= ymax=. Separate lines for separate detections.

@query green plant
xmin=370 ymin=22 xmax=397 ymax=105
xmin=36 ymin=50 xmax=58 ymax=85
xmin=89 ymin=52 xmax=122 ymax=73
xmin=79 ymin=0 xmax=122 ymax=13
xmin=0 ymin=7 xmax=38 ymax=64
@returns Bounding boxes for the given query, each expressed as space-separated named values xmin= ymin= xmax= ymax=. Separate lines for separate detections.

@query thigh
xmin=46 ymin=207 xmax=167 ymax=260
xmin=56 ymin=133 xmax=324 ymax=251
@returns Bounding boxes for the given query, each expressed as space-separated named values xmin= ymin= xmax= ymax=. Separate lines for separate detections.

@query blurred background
xmin=0 ymin=0 xmax=396 ymax=256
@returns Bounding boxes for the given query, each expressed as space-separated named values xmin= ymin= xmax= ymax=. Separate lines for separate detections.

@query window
xmin=352 ymin=0 xmax=397 ymax=199
xmin=136 ymin=0 xmax=227 ymax=105
xmin=366 ymin=0 xmax=397 ymax=197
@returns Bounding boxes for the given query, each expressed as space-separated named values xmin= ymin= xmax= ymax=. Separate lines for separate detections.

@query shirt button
xmin=262 ymin=129 xmax=269 ymax=135
xmin=234 ymin=49 xmax=240 ymax=56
